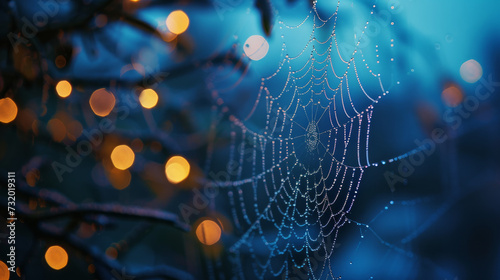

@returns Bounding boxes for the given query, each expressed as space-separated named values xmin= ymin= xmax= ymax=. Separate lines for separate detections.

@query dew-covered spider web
xmin=203 ymin=0 xmax=418 ymax=278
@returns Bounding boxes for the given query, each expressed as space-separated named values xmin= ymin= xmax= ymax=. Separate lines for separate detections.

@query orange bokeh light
xmin=0 ymin=98 xmax=18 ymax=124
xmin=196 ymin=220 xmax=222 ymax=245
xmin=47 ymin=118 xmax=67 ymax=142
xmin=139 ymin=89 xmax=159 ymax=109
xmin=107 ymin=168 xmax=132 ymax=190
xmin=165 ymin=156 xmax=190 ymax=184
xmin=105 ymin=247 xmax=118 ymax=259
xmin=89 ymin=88 xmax=116 ymax=117
xmin=0 ymin=260 xmax=9 ymax=280
xmin=110 ymin=145 xmax=135 ymax=170
xmin=45 ymin=246 xmax=68 ymax=270
xmin=55 ymin=55 xmax=66 ymax=68
xmin=56 ymin=80 xmax=72 ymax=98
xmin=442 ymin=85 xmax=464 ymax=107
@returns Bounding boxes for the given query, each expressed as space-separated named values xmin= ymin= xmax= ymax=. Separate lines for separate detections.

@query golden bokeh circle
xmin=166 ymin=10 xmax=190 ymax=35
xmin=165 ymin=156 xmax=190 ymax=184
xmin=45 ymin=246 xmax=68 ymax=270
xmin=0 ymin=98 xmax=18 ymax=124
xmin=196 ymin=220 xmax=222 ymax=246
xmin=111 ymin=145 xmax=135 ymax=170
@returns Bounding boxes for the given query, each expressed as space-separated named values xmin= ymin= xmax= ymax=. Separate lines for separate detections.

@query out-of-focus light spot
xmin=95 ymin=14 xmax=107 ymax=28
xmin=32 ymin=120 xmax=39 ymax=135
xmin=111 ymin=145 xmax=135 ymax=170
xmin=0 ymin=260 xmax=9 ymax=280
xmin=55 ymin=55 xmax=66 ymax=68
xmin=56 ymin=80 xmax=72 ymax=98
xmin=166 ymin=10 xmax=189 ymax=35
xmin=0 ymin=98 xmax=18 ymax=124
xmin=77 ymin=222 xmax=95 ymax=239
xmin=67 ymin=120 xmax=83 ymax=141
xmin=196 ymin=220 xmax=222 ymax=245
xmin=45 ymin=246 xmax=68 ymax=270
xmin=17 ymin=108 xmax=36 ymax=132
xmin=26 ymin=169 xmax=40 ymax=187
xmin=47 ymin=118 xmax=67 ymax=142
xmin=165 ymin=156 xmax=190 ymax=184
xmin=88 ymin=264 xmax=95 ymax=274
xmin=139 ymin=89 xmax=159 ymax=109
xmin=106 ymin=247 xmax=118 ymax=259
xmin=107 ymin=168 xmax=131 ymax=190
xmin=131 ymin=138 xmax=143 ymax=152
xmin=243 ymin=35 xmax=269 ymax=61
xmin=90 ymin=88 xmax=116 ymax=117
xmin=460 ymin=59 xmax=482 ymax=83
xmin=442 ymin=85 xmax=464 ymax=107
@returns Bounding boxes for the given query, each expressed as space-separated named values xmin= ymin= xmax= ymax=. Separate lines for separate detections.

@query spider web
xmin=204 ymin=0 xmax=408 ymax=278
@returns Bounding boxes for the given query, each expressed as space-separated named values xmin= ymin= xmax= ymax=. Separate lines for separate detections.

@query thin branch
xmin=16 ymin=202 xmax=189 ymax=232
xmin=38 ymin=224 xmax=194 ymax=280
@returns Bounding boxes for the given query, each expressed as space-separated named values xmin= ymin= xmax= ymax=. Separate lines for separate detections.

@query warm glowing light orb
xmin=56 ymin=80 xmax=72 ymax=98
xmin=243 ymin=35 xmax=269 ymax=61
xmin=0 ymin=97 xmax=18 ymax=124
xmin=166 ymin=10 xmax=189 ymax=35
xmin=442 ymin=85 xmax=464 ymax=107
xmin=196 ymin=220 xmax=222 ymax=245
xmin=139 ymin=89 xmax=159 ymax=109
xmin=55 ymin=55 xmax=66 ymax=68
xmin=111 ymin=145 xmax=135 ymax=170
xmin=47 ymin=118 xmax=67 ymax=142
xmin=105 ymin=247 xmax=118 ymax=259
xmin=45 ymin=246 xmax=68 ymax=270
xmin=165 ymin=156 xmax=190 ymax=184
xmin=107 ymin=169 xmax=132 ymax=190
xmin=89 ymin=88 xmax=116 ymax=117
xmin=460 ymin=59 xmax=483 ymax=83
xmin=0 ymin=260 xmax=9 ymax=280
